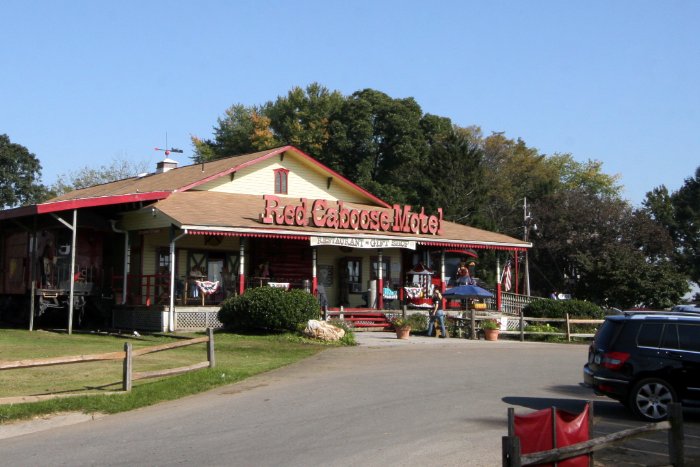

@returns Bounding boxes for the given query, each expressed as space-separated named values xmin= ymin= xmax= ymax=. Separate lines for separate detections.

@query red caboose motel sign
xmin=260 ymin=195 xmax=444 ymax=235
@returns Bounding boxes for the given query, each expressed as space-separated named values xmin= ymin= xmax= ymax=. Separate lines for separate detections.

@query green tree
xmin=326 ymin=88 xmax=428 ymax=204
xmin=265 ymin=83 xmax=344 ymax=161
xmin=645 ymin=167 xmax=700 ymax=285
xmin=417 ymin=127 xmax=486 ymax=224
xmin=546 ymin=154 xmax=622 ymax=197
xmin=531 ymin=188 xmax=687 ymax=308
xmin=0 ymin=134 xmax=48 ymax=208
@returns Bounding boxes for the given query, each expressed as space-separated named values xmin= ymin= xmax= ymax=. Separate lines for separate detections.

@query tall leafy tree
xmin=645 ymin=167 xmax=700 ymax=285
xmin=531 ymin=188 xmax=687 ymax=307
xmin=0 ymin=134 xmax=48 ymax=208
xmin=265 ymin=83 xmax=344 ymax=161
xmin=326 ymin=89 xmax=428 ymax=204
xmin=191 ymin=104 xmax=278 ymax=163
xmin=417 ymin=125 xmax=486 ymax=224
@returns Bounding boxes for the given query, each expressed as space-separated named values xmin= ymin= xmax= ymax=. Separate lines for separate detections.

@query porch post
xmin=29 ymin=217 xmax=37 ymax=331
xmin=50 ymin=210 xmax=78 ymax=334
xmin=312 ymin=247 xmax=318 ymax=295
xmin=67 ymin=209 xmax=77 ymax=335
xmin=238 ymin=239 xmax=245 ymax=295
xmin=514 ymin=249 xmax=519 ymax=295
xmin=440 ymin=249 xmax=446 ymax=309
xmin=122 ymin=232 xmax=129 ymax=305
xmin=496 ymin=255 xmax=501 ymax=289
xmin=169 ymin=229 xmax=187 ymax=333
xmin=377 ymin=249 xmax=383 ymax=310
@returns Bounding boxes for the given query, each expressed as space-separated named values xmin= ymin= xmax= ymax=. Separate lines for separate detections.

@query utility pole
xmin=523 ymin=198 xmax=532 ymax=296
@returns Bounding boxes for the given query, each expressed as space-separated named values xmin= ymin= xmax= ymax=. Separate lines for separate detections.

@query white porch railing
xmin=500 ymin=292 xmax=538 ymax=316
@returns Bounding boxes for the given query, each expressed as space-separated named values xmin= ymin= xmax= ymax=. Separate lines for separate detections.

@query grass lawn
xmin=0 ymin=328 xmax=329 ymax=424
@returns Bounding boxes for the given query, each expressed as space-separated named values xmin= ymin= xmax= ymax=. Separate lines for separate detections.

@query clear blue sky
xmin=2 ymin=0 xmax=698 ymax=205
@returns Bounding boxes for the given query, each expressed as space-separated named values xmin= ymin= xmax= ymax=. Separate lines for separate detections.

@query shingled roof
xmin=149 ymin=192 xmax=530 ymax=250
xmin=47 ymin=147 xmax=287 ymax=203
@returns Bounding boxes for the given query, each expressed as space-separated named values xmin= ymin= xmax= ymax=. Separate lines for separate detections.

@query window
xmin=660 ymin=324 xmax=679 ymax=349
xmin=678 ymin=324 xmax=700 ymax=352
xmin=157 ymin=248 xmax=171 ymax=275
xmin=346 ymin=258 xmax=362 ymax=293
xmin=274 ymin=168 xmax=289 ymax=194
xmin=637 ymin=323 xmax=663 ymax=348
xmin=370 ymin=256 xmax=391 ymax=285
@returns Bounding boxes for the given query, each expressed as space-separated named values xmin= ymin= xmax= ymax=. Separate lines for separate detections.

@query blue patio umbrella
xmin=443 ymin=284 xmax=494 ymax=298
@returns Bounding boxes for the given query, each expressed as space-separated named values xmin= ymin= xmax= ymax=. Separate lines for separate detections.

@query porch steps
xmin=327 ymin=311 xmax=392 ymax=331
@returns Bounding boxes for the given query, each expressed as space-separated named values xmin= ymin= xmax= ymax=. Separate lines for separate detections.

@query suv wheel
xmin=629 ymin=378 xmax=677 ymax=422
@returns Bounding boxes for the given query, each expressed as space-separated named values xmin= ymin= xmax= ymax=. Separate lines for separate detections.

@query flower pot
xmin=484 ymin=329 xmax=499 ymax=341
xmin=395 ymin=326 xmax=411 ymax=340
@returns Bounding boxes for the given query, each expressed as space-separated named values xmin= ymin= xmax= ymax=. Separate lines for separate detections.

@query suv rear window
xmin=637 ymin=323 xmax=663 ymax=348
xmin=595 ymin=319 xmax=624 ymax=349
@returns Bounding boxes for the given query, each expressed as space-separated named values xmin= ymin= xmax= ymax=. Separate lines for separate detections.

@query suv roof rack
xmin=623 ymin=310 xmax=700 ymax=318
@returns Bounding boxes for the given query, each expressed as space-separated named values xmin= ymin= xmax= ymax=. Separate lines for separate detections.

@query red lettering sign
xmin=260 ymin=196 xmax=442 ymax=235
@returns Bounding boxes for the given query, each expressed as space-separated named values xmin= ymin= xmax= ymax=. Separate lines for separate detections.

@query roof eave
xmin=0 ymin=191 xmax=172 ymax=221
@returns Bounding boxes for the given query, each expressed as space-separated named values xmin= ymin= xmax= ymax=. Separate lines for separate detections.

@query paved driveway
xmin=0 ymin=333 xmax=697 ymax=466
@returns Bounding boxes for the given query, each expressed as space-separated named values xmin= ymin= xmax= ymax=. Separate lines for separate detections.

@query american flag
xmin=501 ymin=259 xmax=512 ymax=292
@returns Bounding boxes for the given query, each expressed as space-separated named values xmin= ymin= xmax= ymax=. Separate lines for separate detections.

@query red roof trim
xmin=419 ymin=241 xmax=528 ymax=251
xmin=177 ymin=146 xmax=392 ymax=208
xmin=0 ymin=192 xmax=171 ymax=220
xmin=177 ymin=147 xmax=289 ymax=192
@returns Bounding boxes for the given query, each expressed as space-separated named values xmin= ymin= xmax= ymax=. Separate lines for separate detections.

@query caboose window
xmin=274 ymin=168 xmax=289 ymax=194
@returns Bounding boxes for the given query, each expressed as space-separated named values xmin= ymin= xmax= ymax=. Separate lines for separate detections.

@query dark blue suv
xmin=583 ymin=311 xmax=700 ymax=421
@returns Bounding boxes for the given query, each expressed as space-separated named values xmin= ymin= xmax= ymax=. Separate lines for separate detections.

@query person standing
xmin=427 ymin=288 xmax=447 ymax=338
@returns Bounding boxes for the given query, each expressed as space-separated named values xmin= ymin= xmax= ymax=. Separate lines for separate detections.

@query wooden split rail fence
xmin=501 ymin=312 xmax=604 ymax=341
xmin=0 ymin=329 xmax=215 ymax=402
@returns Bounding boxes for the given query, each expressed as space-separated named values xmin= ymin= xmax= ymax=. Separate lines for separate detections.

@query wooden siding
xmin=194 ymin=155 xmax=370 ymax=204
xmin=119 ymin=209 xmax=173 ymax=231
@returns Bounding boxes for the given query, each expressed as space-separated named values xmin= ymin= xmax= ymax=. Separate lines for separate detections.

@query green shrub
xmin=524 ymin=323 xmax=563 ymax=342
xmin=523 ymin=299 xmax=604 ymax=319
xmin=406 ymin=313 xmax=428 ymax=332
xmin=218 ymin=287 xmax=320 ymax=332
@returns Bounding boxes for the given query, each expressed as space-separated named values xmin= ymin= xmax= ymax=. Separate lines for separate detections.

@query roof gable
xmin=43 ymin=146 xmax=389 ymax=209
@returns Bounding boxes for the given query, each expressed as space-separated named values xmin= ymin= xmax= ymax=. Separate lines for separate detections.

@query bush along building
xmin=0 ymin=146 xmax=530 ymax=332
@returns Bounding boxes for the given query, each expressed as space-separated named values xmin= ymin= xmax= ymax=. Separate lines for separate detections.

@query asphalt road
xmin=1 ymin=333 xmax=698 ymax=466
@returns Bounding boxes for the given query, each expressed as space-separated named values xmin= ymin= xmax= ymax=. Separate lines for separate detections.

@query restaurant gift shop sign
xmin=309 ymin=236 xmax=417 ymax=250
xmin=260 ymin=195 xmax=444 ymax=235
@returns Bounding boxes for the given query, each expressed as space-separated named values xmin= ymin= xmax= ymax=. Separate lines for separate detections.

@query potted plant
xmin=391 ymin=316 xmax=412 ymax=340
xmin=481 ymin=319 xmax=500 ymax=341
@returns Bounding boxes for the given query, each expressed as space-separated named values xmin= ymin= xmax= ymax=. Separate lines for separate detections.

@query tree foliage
xmin=0 ymin=134 xmax=49 ymax=208
xmin=644 ymin=167 xmax=700 ymax=285
xmin=531 ymin=189 xmax=687 ymax=308
xmin=50 ymin=158 xmax=150 ymax=196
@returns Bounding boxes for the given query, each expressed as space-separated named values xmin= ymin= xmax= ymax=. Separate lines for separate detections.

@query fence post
xmin=668 ymin=402 xmax=684 ymax=466
xmin=566 ymin=313 xmax=571 ymax=342
xmin=519 ymin=311 xmax=524 ymax=342
xmin=502 ymin=435 xmax=521 ymax=467
xmin=123 ymin=342 xmax=132 ymax=392
xmin=207 ymin=327 xmax=216 ymax=368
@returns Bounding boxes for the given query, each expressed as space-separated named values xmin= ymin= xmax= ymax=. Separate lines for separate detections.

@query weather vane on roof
xmin=154 ymin=133 xmax=183 ymax=156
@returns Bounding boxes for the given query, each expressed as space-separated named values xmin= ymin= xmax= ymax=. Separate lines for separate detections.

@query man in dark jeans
xmin=427 ymin=289 xmax=447 ymax=338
